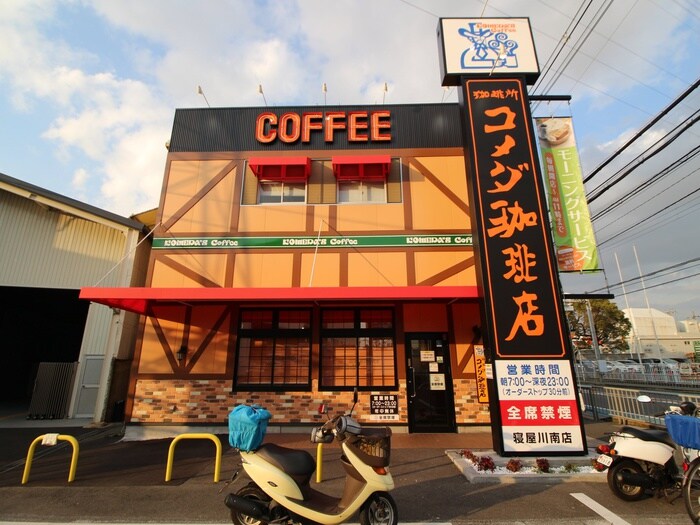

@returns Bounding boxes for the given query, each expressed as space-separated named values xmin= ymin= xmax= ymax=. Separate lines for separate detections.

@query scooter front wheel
xmin=360 ymin=492 xmax=398 ymax=525
xmin=230 ymin=482 xmax=271 ymax=525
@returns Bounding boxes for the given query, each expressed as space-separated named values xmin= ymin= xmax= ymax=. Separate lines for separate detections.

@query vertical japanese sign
xmin=474 ymin=345 xmax=489 ymax=403
xmin=460 ymin=78 xmax=586 ymax=455
xmin=535 ymin=117 xmax=598 ymax=271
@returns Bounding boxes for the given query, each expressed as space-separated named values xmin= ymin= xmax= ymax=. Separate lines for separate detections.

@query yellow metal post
xmin=165 ymin=433 xmax=222 ymax=482
xmin=316 ymin=442 xmax=323 ymax=483
xmin=22 ymin=434 xmax=79 ymax=484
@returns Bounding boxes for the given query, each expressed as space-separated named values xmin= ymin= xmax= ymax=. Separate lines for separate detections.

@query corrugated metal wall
xmin=1 ymin=187 xmax=144 ymax=421
xmin=0 ymin=191 xmax=127 ymax=288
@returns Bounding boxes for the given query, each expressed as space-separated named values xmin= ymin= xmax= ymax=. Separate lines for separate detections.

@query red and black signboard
xmin=459 ymin=77 xmax=586 ymax=455
xmin=461 ymin=78 xmax=568 ymax=359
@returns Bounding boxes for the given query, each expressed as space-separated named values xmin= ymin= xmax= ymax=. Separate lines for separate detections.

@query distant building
xmin=623 ymin=308 xmax=700 ymax=359
xmin=679 ymin=317 xmax=700 ymax=334
xmin=0 ymin=172 xmax=151 ymax=421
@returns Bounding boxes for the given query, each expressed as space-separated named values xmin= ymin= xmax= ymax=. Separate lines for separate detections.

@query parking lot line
xmin=570 ymin=492 xmax=631 ymax=525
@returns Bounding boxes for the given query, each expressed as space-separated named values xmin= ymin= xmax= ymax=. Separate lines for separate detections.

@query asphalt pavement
xmin=2 ymin=409 xmax=687 ymax=525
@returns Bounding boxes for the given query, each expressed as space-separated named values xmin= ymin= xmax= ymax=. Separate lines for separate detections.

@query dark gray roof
xmin=168 ymin=103 xmax=464 ymax=153
xmin=0 ymin=172 xmax=147 ymax=232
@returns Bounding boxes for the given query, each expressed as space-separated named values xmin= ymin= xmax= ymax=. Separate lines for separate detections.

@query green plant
xmin=563 ymin=463 xmax=579 ymax=473
xmin=477 ymin=455 xmax=496 ymax=472
xmin=535 ymin=457 xmax=550 ymax=473
xmin=505 ymin=458 xmax=523 ymax=472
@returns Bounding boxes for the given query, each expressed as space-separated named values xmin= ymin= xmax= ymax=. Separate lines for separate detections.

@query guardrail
xmin=579 ymin=383 xmax=700 ymax=427
xmin=575 ymin=366 xmax=700 ymax=389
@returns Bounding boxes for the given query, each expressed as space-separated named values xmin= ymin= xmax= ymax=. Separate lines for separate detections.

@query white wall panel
xmin=80 ymin=303 xmax=115 ymax=356
xmin=0 ymin=191 xmax=129 ymax=289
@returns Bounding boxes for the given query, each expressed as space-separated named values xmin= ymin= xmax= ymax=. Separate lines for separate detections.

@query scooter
xmin=224 ymin=392 xmax=397 ymax=525
xmin=594 ymin=396 xmax=700 ymax=502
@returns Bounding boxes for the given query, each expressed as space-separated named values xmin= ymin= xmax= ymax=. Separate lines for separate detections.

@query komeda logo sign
xmin=437 ymin=18 xmax=540 ymax=86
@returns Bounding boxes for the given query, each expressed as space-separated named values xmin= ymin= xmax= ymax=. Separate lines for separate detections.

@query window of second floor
xmin=242 ymin=157 xmax=402 ymax=205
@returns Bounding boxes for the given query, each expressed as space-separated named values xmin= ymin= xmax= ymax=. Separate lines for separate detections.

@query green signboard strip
xmin=153 ymin=234 xmax=473 ymax=250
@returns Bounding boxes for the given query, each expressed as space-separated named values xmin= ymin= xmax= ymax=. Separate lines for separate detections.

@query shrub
xmin=535 ymin=457 xmax=550 ymax=473
xmin=563 ymin=463 xmax=579 ymax=473
xmin=460 ymin=449 xmax=478 ymax=463
xmin=505 ymin=458 xmax=523 ymax=472
xmin=477 ymin=455 xmax=496 ymax=472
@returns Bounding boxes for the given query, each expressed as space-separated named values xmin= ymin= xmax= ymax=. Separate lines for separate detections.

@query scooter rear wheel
xmin=360 ymin=492 xmax=398 ymax=525
xmin=607 ymin=459 xmax=646 ymax=501
xmin=230 ymin=483 xmax=271 ymax=525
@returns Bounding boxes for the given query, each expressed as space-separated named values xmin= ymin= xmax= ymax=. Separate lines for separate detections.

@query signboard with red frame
xmin=459 ymin=77 xmax=586 ymax=455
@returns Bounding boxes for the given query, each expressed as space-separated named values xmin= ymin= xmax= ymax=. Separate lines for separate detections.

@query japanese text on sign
xmin=369 ymin=395 xmax=399 ymax=421
xmin=465 ymin=79 xmax=567 ymax=358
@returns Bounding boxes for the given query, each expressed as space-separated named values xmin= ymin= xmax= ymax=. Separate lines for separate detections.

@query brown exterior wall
xmin=127 ymin=140 xmax=489 ymax=429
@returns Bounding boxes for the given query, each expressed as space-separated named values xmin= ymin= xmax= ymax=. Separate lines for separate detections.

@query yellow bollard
xmin=22 ymin=434 xmax=79 ymax=484
xmin=316 ymin=442 xmax=323 ymax=483
xmin=165 ymin=433 xmax=222 ymax=483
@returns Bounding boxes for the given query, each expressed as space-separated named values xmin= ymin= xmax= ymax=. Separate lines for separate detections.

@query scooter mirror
xmin=637 ymin=395 xmax=652 ymax=403
xmin=318 ymin=404 xmax=327 ymax=415
xmin=353 ymin=387 xmax=358 ymax=404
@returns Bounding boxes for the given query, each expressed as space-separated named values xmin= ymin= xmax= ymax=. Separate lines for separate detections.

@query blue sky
xmin=1 ymin=0 xmax=699 ymax=324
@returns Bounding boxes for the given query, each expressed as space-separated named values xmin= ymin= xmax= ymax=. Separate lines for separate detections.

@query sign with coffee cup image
xmin=536 ymin=117 xmax=598 ymax=272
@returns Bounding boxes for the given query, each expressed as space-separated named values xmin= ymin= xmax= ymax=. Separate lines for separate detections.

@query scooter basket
xmin=228 ymin=404 xmax=271 ymax=452
xmin=665 ymin=414 xmax=700 ymax=450
xmin=347 ymin=428 xmax=391 ymax=468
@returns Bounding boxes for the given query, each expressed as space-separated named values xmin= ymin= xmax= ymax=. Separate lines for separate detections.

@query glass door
xmin=405 ymin=333 xmax=456 ymax=433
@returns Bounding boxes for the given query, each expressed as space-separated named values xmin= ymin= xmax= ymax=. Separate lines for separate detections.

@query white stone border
xmin=446 ymin=449 xmax=606 ymax=484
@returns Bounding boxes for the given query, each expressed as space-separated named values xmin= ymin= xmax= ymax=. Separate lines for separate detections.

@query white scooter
xmin=225 ymin=392 xmax=397 ymax=525
xmin=595 ymin=396 xmax=700 ymax=501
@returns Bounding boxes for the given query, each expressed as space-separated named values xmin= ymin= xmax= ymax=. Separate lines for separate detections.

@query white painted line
xmin=570 ymin=492 xmax=631 ymax=525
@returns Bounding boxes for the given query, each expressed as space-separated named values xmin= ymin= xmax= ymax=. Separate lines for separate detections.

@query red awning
xmin=80 ymin=286 xmax=479 ymax=317
xmin=332 ymin=155 xmax=391 ymax=181
xmin=248 ymin=157 xmax=311 ymax=182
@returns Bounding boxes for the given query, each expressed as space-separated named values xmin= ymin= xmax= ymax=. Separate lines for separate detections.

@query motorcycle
xmin=594 ymin=395 xmax=700 ymax=502
xmin=224 ymin=391 xmax=397 ymax=525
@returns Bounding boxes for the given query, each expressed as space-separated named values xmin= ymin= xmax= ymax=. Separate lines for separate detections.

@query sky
xmin=1 ymin=0 xmax=699 ymax=324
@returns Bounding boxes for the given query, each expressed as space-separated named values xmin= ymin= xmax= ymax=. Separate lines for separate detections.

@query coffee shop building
xmin=82 ymin=103 xmax=492 ymax=433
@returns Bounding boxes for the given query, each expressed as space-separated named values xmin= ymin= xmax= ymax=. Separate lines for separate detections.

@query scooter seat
xmin=619 ymin=426 xmax=677 ymax=448
xmin=255 ymin=443 xmax=316 ymax=478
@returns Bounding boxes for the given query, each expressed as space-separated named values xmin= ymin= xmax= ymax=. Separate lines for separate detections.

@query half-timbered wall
xmin=128 ymin=124 xmax=487 ymax=428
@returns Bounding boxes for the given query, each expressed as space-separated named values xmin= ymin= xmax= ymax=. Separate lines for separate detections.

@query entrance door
xmin=405 ymin=333 xmax=456 ymax=433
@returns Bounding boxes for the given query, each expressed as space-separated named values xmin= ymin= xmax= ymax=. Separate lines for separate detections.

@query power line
xmin=591 ymin=147 xmax=700 ymax=222
xmin=587 ymin=256 xmax=700 ymax=293
xmin=621 ymin=270 xmax=700 ymax=296
xmin=583 ymin=77 xmax=700 ymax=185
xmin=597 ymin=185 xmax=700 ymax=247
xmin=587 ymin=112 xmax=700 ymax=203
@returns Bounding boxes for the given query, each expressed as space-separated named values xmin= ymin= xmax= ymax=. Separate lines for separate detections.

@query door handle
xmin=409 ymin=367 xmax=416 ymax=398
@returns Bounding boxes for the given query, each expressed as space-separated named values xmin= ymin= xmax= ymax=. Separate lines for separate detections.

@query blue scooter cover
xmin=665 ymin=414 xmax=700 ymax=450
xmin=229 ymin=404 xmax=271 ymax=451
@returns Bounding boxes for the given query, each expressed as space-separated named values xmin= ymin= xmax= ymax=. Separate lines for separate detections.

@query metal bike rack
xmin=22 ymin=433 xmax=79 ymax=484
xmin=165 ymin=433 xmax=222 ymax=483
